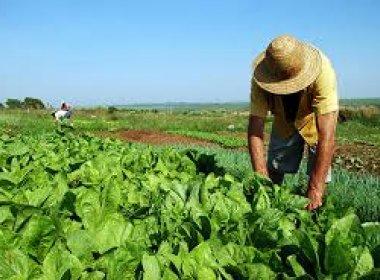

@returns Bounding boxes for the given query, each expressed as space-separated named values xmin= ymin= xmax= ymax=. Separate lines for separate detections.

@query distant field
xmin=113 ymin=98 xmax=380 ymax=111
xmin=116 ymin=101 xmax=250 ymax=112
xmin=340 ymin=98 xmax=380 ymax=107
xmin=1 ymin=101 xmax=378 ymax=145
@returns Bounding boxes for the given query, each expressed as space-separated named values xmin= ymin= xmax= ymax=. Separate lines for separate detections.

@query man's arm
xmin=247 ymin=115 xmax=268 ymax=177
xmin=307 ymin=111 xmax=337 ymax=210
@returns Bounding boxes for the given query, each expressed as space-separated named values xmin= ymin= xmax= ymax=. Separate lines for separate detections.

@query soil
xmin=334 ymin=142 xmax=380 ymax=176
xmin=100 ymin=130 xmax=216 ymax=147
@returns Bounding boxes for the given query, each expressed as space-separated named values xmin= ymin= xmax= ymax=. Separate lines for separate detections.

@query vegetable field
xmin=0 ymin=132 xmax=379 ymax=279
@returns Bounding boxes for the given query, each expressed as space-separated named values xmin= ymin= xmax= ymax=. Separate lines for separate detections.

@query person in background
xmin=247 ymin=35 xmax=339 ymax=211
xmin=51 ymin=101 xmax=73 ymax=126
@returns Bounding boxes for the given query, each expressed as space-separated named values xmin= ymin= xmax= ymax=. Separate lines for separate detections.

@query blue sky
xmin=0 ymin=0 xmax=379 ymax=106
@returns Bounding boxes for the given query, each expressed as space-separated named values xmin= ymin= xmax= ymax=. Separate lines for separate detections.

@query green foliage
xmin=0 ymin=132 xmax=378 ymax=279
xmin=107 ymin=106 xmax=118 ymax=114
xmin=3 ymin=97 xmax=45 ymax=110
xmin=5 ymin=98 xmax=23 ymax=109
xmin=23 ymin=97 xmax=45 ymax=109
xmin=172 ymin=145 xmax=380 ymax=222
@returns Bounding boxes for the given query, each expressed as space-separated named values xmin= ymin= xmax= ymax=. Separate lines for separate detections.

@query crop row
xmin=0 ymin=132 xmax=379 ymax=279
xmin=168 ymin=130 xmax=246 ymax=148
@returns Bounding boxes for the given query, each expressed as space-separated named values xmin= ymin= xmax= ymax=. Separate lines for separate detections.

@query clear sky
xmin=0 ymin=0 xmax=379 ymax=106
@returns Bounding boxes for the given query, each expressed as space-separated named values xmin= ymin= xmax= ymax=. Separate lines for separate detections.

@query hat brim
xmin=253 ymin=44 xmax=322 ymax=94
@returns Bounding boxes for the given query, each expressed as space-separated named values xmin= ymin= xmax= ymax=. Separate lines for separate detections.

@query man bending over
xmin=248 ymin=35 xmax=338 ymax=211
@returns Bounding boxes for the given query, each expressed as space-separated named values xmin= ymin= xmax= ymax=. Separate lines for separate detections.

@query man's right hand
xmin=247 ymin=115 xmax=268 ymax=177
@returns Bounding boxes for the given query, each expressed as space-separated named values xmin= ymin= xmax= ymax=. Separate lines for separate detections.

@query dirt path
xmin=100 ymin=130 xmax=216 ymax=147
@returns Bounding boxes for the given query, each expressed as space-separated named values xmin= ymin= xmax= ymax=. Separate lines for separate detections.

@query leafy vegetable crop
xmin=0 ymin=132 xmax=379 ymax=279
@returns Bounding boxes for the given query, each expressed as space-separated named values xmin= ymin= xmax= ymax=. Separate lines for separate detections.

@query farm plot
xmin=167 ymin=131 xmax=247 ymax=149
xmin=0 ymin=132 xmax=379 ymax=279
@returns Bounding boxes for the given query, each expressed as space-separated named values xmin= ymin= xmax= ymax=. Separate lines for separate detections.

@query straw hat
xmin=253 ymin=35 xmax=322 ymax=94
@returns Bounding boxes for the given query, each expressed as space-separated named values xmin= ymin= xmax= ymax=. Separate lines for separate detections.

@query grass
xmin=337 ymin=120 xmax=380 ymax=146
xmin=0 ymin=109 xmax=249 ymax=133
xmin=0 ymin=110 xmax=55 ymax=135
xmin=167 ymin=130 xmax=247 ymax=148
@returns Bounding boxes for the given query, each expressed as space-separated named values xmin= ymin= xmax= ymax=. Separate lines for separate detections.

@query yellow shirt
xmin=250 ymin=51 xmax=339 ymax=145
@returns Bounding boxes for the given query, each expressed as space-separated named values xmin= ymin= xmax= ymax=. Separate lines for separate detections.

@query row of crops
xmin=167 ymin=131 xmax=246 ymax=148
xmin=0 ymin=132 xmax=379 ymax=279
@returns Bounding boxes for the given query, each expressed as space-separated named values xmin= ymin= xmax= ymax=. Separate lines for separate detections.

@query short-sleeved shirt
xmin=250 ymin=51 xmax=338 ymax=145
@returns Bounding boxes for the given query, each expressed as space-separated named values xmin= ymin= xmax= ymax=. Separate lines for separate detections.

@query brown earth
xmin=100 ymin=130 xmax=216 ymax=146
xmin=334 ymin=142 xmax=380 ymax=176
xmin=98 ymin=130 xmax=380 ymax=176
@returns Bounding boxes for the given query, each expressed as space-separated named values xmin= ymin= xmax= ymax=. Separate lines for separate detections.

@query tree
xmin=23 ymin=97 xmax=45 ymax=109
xmin=107 ymin=106 xmax=118 ymax=114
xmin=5 ymin=98 xmax=23 ymax=109
xmin=0 ymin=103 xmax=4 ymax=109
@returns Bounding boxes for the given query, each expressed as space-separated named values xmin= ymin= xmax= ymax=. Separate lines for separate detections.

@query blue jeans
xmin=267 ymin=130 xmax=331 ymax=183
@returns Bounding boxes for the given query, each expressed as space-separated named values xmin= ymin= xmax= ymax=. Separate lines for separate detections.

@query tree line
xmin=0 ymin=97 xmax=45 ymax=109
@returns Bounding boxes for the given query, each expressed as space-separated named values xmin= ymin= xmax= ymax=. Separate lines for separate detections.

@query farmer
xmin=52 ymin=102 xmax=73 ymax=126
xmin=248 ymin=35 xmax=338 ymax=210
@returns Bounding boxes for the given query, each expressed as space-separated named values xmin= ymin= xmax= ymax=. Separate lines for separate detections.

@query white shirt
xmin=54 ymin=110 xmax=71 ymax=121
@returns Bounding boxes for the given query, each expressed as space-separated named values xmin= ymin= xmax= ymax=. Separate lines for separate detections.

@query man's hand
xmin=307 ymin=112 xmax=337 ymax=211
xmin=247 ymin=115 xmax=268 ymax=177
xmin=306 ymin=183 xmax=324 ymax=210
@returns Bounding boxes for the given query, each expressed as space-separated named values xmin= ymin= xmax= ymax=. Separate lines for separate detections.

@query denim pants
xmin=267 ymin=130 xmax=331 ymax=183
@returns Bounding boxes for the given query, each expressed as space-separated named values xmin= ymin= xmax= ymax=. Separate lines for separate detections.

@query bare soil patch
xmin=101 ymin=130 xmax=216 ymax=146
xmin=334 ymin=142 xmax=380 ymax=176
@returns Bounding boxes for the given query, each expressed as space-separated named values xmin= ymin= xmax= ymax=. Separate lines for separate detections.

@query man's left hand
xmin=306 ymin=185 xmax=324 ymax=210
